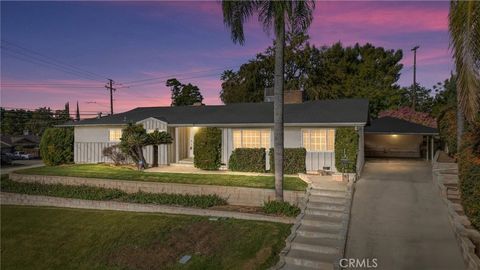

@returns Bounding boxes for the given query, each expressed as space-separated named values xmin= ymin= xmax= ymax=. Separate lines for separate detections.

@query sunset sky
xmin=1 ymin=1 xmax=452 ymax=116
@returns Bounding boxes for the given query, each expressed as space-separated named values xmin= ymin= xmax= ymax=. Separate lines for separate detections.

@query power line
xmin=2 ymin=50 xmax=105 ymax=83
xmin=1 ymin=39 xmax=109 ymax=81
xmin=121 ymin=65 xmax=239 ymax=86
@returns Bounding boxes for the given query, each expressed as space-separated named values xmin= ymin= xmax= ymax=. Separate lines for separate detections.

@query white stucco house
xmin=62 ymin=91 xmax=440 ymax=174
xmin=62 ymin=98 xmax=371 ymax=174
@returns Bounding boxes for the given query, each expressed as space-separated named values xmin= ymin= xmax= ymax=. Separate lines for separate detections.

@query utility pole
xmin=411 ymin=46 xmax=419 ymax=111
xmin=105 ymin=79 xmax=116 ymax=115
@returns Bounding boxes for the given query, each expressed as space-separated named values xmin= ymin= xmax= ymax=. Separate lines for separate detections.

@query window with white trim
xmin=109 ymin=129 xmax=122 ymax=142
xmin=302 ymin=129 xmax=335 ymax=152
xmin=233 ymin=129 xmax=271 ymax=149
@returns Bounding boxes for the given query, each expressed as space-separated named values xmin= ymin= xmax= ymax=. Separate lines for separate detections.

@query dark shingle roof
xmin=62 ymin=99 xmax=369 ymax=126
xmin=365 ymin=117 xmax=438 ymax=135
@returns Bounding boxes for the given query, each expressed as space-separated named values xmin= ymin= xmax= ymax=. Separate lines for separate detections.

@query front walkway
xmin=280 ymin=176 xmax=352 ymax=269
xmin=346 ymin=159 xmax=465 ymax=270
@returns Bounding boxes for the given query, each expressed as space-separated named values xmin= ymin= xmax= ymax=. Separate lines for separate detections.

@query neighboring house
xmin=62 ymin=97 xmax=370 ymax=174
xmin=0 ymin=134 xmax=41 ymax=157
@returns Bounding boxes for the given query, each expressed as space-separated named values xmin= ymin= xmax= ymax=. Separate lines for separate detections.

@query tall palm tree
xmin=449 ymin=1 xmax=480 ymax=151
xmin=222 ymin=1 xmax=315 ymax=201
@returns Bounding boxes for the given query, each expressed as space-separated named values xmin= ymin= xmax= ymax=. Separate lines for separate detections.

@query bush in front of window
xmin=334 ymin=127 xmax=358 ymax=173
xmin=194 ymin=127 xmax=222 ymax=170
xmin=228 ymin=148 xmax=266 ymax=172
xmin=269 ymin=148 xmax=307 ymax=174
xmin=39 ymin=127 xmax=74 ymax=166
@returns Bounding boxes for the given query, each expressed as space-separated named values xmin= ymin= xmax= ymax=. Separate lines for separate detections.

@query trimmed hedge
xmin=438 ymin=108 xmax=457 ymax=155
xmin=262 ymin=201 xmax=300 ymax=217
xmin=39 ymin=127 xmax=74 ymax=166
xmin=334 ymin=127 xmax=358 ymax=173
xmin=269 ymin=148 xmax=306 ymax=174
xmin=229 ymin=148 xmax=266 ymax=172
xmin=194 ymin=128 xmax=222 ymax=170
xmin=458 ymin=119 xmax=480 ymax=230
xmin=1 ymin=176 xmax=227 ymax=209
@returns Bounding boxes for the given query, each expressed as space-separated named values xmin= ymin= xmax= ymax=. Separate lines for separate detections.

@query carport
xmin=364 ymin=117 xmax=438 ymax=161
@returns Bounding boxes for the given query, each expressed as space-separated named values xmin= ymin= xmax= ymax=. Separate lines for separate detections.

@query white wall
xmin=221 ymin=127 xmax=338 ymax=172
xmin=74 ymin=118 xmax=169 ymax=165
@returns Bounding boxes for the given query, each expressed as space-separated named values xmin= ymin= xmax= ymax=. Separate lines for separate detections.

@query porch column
xmin=175 ymin=127 xmax=179 ymax=163
xmin=431 ymin=136 xmax=434 ymax=163
xmin=426 ymin=136 xmax=429 ymax=161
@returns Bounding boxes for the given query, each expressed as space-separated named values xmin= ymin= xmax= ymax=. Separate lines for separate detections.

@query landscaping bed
xmin=1 ymin=205 xmax=291 ymax=270
xmin=1 ymin=176 xmax=226 ymax=209
xmin=16 ymin=164 xmax=307 ymax=191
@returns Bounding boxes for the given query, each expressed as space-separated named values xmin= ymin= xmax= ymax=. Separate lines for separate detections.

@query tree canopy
xmin=220 ymin=34 xmax=404 ymax=116
xmin=167 ymin=78 xmax=203 ymax=106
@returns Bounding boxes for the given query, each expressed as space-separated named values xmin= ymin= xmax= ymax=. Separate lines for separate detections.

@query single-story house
xmin=62 ymin=98 xmax=370 ymax=174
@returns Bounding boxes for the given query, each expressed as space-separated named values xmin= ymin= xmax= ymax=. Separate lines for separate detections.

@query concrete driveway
xmin=1 ymin=159 xmax=44 ymax=174
xmin=346 ymin=159 xmax=465 ymax=270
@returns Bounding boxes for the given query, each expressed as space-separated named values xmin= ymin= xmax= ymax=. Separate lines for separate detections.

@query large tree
xmin=167 ymin=78 xmax=203 ymax=106
xmin=220 ymin=37 xmax=404 ymax=116
xmin=449 ymin=1 xmax=480 ymax=151
xmin=222 ymin=1 xmax=315 ymax=201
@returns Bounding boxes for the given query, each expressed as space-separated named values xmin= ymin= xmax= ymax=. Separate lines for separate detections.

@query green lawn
xmin=16 ymin=164 xmax=307 ymax=191
xmin=1 ymin=206 xmax=291 ymax=270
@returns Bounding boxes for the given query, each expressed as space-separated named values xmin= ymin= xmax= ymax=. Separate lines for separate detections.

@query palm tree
xmin=222 ymin=1 xmax=315 ymax=201
xmin=448 ymin=1 xmax=480 ymax=151
xmin=147 ymin=129 xmax=173 ymax=167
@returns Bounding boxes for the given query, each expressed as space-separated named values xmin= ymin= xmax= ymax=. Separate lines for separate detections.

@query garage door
xmin=365 ymin=134 xmax=423 ymax=158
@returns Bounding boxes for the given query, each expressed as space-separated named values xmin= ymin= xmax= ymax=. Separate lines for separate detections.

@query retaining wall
xmin=1 ymin=192 xmax=294 ymax=224
xmin=9 ymin=173 xmax=305 ymax=207
xmin=432 ymin=151 xmax=480 ymax=270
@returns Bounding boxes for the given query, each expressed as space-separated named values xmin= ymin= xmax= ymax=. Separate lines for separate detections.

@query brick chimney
xmin=284 ymin=90 xmax=303 ymax=104
xmin=264 ymin=88 xmax=303 ymax=104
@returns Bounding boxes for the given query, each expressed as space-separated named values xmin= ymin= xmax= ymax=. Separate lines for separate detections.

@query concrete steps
xmin=308 ymin=194 xmax=346 ymax=205
xmin=305 ymin=208 xmax=345 ymax=218
xmin=290 ymin=236 xmax=341 ymax=254
xmin=284 ymin=249 xmax=338 ymax=270
xmin=281 ymin=179 xmax=349 ymax=270
xmin=309 ymin=189 xmax=345 ymax=198
xmin=301 ymin=215 xmax=343 ymax=229
xmin=307 ymin=201 xmax=346 ymax=212
xmin=296 ymin=224 xmax=341 ymax=239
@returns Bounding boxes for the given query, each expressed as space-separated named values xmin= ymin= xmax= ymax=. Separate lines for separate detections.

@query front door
xmin=188 ymin=127 xmax=195 ymax=158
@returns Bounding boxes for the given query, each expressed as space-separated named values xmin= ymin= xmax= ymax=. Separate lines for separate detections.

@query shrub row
xmin=1 ymin=176 xmax=227 ymax=209
xmin=269 ymin=148 xmax=306 ymax=174
xmin=262 ymin=201 xmax=300 ymax=217
xmin=458 ymin=120 xmax=480 ymax=230
xmin=39 ymin=127 xmax=74 ymax=166
xmin=334 ymin=127 xmax=358 ymax=173
xmin=228 ymin=148 xmax=266 ymax=172
xmin=194 ymin=128 xmax=222 ymax=170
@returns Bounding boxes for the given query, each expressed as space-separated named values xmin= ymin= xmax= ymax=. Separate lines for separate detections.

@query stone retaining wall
xmin=432 ymin=151 xmax=480 ymax=270
xmin=1 ymin=192 xmax=294 ymax=224
xmin=9 ymin=173 xmax=305 ymax=207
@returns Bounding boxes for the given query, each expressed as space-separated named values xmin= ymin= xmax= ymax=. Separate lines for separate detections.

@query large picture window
xmin=109 ymin=129 xmax=122 ymax=142
xmin=233 ymin=129 xmax=271 ymax=149
xmin=302 ymin=129 xmax=335 ymax=152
